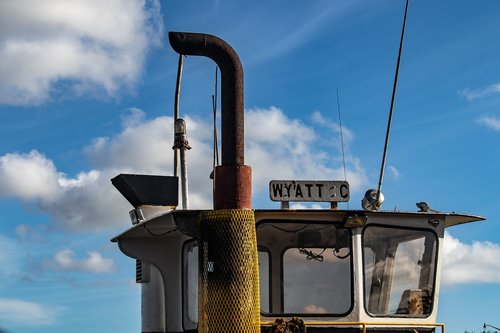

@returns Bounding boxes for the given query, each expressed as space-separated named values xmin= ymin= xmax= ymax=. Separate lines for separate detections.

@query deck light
xmin=361 ymin=189 xmax=384 ymax=211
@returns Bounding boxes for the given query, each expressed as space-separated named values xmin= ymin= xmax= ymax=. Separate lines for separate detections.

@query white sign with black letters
xmin=269 ymin=180 xmax=350 ymax=202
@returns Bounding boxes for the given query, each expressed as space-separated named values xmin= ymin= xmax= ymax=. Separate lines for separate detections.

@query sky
xmin=0 ymin=0 xmax=499 ymax=332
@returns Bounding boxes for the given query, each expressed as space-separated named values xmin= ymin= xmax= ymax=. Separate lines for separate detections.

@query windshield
xmin=362 ymin=225 xmax=438 ymax=317
xmin=257 ymin=221 xmax=352 ymax=316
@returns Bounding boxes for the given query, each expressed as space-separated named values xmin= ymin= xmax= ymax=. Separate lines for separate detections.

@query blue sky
xmin=0 ymin=0 xmax=499 ymax=332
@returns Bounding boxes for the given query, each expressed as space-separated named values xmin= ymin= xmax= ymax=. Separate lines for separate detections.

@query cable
xmin=298 ymin=248 xmax=325 ymax=262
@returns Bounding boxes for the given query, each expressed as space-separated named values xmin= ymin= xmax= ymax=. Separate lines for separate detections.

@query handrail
xmin=260 ymin=321 xmax=445 ymax=333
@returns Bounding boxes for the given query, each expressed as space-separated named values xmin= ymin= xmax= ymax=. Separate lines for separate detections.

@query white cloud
xmin=442 ymin=232 xmax=500 ymax=285
xmin=459 ymin=83 xmax=500 ymax=101
xmin=0 ymin=150 xmax=62 ymax=200
xmin=477 ymin=116 xmax=500 ymax=131
xmin=311 ymin=110 xmax=354 ymax=145
xmin=0 ymin=0 xmax=163 ymax=105
xmin=243 ymin=2 xmax=362 ymax=63
xmin=388 ymin=165 xmax=401 ymax=181
xmin=0 ymin=107 xmax=368 ymax=231
xmin=0 ymin=150 xmax=131 ymax=231
xmin=247 ymin=107 xmax=367 ymax=196
xmin=0 ymin=298 xmax=57 ymax=326
xmin=52 ymin=249 xmax=115 ymax=273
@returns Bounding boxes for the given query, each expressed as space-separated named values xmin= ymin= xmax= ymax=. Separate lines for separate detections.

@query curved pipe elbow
xmin=168 ymin=32 xmax=242 ymax=76
xmin=168 ymin=32 xmax=244 ymax=167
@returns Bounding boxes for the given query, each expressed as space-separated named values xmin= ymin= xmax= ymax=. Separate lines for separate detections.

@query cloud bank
xmin=0 ymin=107 xmax=367 ymax=231
xmin=0 ymin=0 xmax=163 ymax=105
xmin=0 ymin=149 xmax=131 ymax=231
xmin=1 ymin=108 xmax=500 ymax=288
xmin=442 ymin=232 xmax=500 ymax=285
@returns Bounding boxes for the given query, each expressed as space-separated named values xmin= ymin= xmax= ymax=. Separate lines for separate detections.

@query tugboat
xmin=111 ymin=27 xmax=484 ymax=333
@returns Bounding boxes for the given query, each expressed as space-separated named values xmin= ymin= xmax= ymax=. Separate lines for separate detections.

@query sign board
xmin=269 ymin=180 xmax=350 ymax=202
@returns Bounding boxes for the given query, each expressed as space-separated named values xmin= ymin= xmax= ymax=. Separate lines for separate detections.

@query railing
xmin=260 ymin=321 xmax=445 ymax=333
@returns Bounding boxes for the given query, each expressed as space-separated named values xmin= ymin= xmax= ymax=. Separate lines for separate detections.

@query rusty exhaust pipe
xmin=168 ymin=32 xmax=252 ymax=209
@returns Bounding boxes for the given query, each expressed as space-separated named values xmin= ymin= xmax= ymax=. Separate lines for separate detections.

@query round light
xmin=361 ymin=189 xmax=384 ymax=211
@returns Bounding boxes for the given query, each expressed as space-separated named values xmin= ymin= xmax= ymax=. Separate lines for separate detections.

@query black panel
xmin=111 ymin=174 xmax=178 ymax=208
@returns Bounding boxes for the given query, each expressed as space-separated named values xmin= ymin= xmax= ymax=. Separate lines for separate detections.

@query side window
xmin=363 ymin=226 xmax=437 ymax=317
xmin=259 ymin=251 xmax=270 ymax=313
xmin=183 ymin=241 xmax=198 ymax=330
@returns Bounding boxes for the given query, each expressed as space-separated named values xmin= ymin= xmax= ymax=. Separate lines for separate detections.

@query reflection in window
xmin=363 ymin=226 xmax=437 ymax=317
xmin=284 ymin=248 xmax=351 ymax=314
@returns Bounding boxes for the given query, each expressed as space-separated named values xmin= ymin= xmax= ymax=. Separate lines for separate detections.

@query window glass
xmin=259 ymin=251 xmax=270 ymax=313
xmin=257 ymin=221 xmax=352 ymax=316
xmin=284 ymin=247 xmax=351 ymax=314
xmin=363 ymin=226 xmax=437 ymax=317
xmin=183 ymin=242 xmax=198 ymax=329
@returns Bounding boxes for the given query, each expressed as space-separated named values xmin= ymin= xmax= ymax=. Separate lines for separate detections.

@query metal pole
xmin=180 ymin=147 xmax=189 ymax=209
xmin=174 ymin=118 xmax=191 ymax=209
xmin=173 ymin=54 xmax=183 ymax=177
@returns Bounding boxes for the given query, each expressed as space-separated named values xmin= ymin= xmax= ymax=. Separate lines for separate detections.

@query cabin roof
xmin=111 ymin=208 xmax=484 ymax=242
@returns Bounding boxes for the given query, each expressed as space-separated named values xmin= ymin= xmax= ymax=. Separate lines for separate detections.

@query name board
xmin=269 ymin=180 xmax=350 ymax=202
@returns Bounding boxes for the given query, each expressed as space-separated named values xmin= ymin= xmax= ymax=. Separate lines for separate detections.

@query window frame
xmin=257 ymin=219 xmax=355 ymax=318
xmin=361 ymin=224 xmax=439 ymax=318
xmin=182 ymin=239 xmax=198 ymax=331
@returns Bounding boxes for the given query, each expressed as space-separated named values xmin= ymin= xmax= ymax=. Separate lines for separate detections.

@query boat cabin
xmin=112 ymin=176 xmax=483 ymax=333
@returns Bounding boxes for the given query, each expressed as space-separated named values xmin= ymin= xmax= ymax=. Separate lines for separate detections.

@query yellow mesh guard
xmin=198 ymin=209 xmax=260 ymax=333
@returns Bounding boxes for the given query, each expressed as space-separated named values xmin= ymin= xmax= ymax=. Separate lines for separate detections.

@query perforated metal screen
xmin=198 ymin=209 xmax=260 ymax=333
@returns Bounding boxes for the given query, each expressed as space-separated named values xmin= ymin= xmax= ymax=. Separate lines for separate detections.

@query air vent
xmin=136 ymin=260 xmax=150 ymax=283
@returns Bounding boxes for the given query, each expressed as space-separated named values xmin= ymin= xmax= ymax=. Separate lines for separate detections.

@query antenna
xmin=211 ymin=66 xmax=220 ymax=209
xmin=213 ymin=67 xmax=220 ymax=167
xmin=375 ymin=0 xmax=410 ymax=208
xmin=336 ymin=89 xmax=349 ymax=209
xmin=336 ymin=89 xmax=347 ymax=183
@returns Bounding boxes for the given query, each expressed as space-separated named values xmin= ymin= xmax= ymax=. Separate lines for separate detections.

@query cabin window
xmin=183 ymin=241 xmax=198 ymax=330
xmin=257 ymin=221 xmax=353 ymax=316
xmin=259 ymin=251 xmax=270 ymax=313
xmin=362 ymin=225 xmax=437 ymax=317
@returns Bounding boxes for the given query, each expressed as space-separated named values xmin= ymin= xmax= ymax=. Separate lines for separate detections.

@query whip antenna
xmin=336 ymin=89 xmax=349 ymax=209
xmin=213 ymin=67 xmax=220 ymax=167
xmin=336 ymin=89 xmax=347 ymax=183
xmin=211 ymin=66 xmax=220 ymax=208
xmin=375 ymin=0 xmax=409 ymax=207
